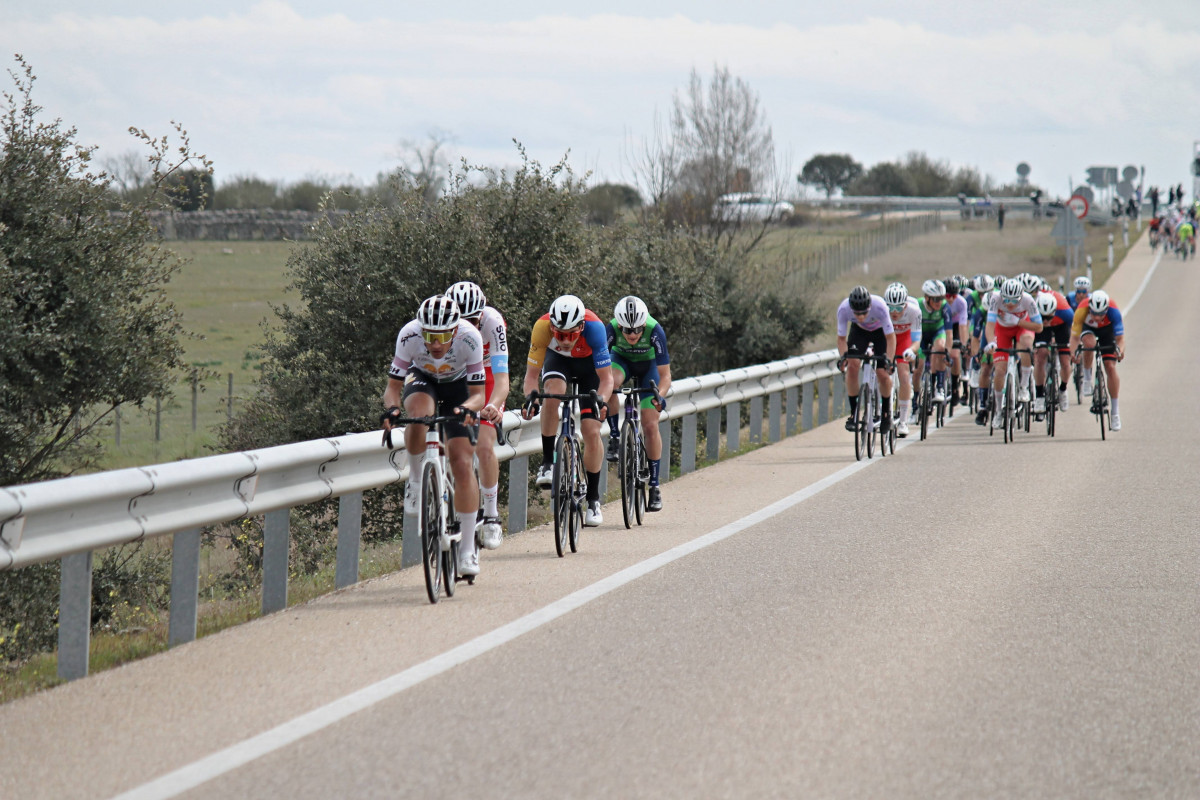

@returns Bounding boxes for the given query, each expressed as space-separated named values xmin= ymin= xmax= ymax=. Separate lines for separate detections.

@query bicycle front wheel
xmin=634 ymin=440 xmax=648 ymax=526
xmin=619 ymin=421 xmax=636 ymax=529
xmin=1096 ymin=367 xmax=1108 ymax=441
xmin=866 ymin=387 xmax=877 ymax=459
xmin=853 ymin=387 xmax=866 ymax=461
xmin=552 ymin=435 xmax=570 ymax=557
xmin=568 ymin=441 xmax=584 ymax=553
xmin=1003 ymin=374 xmax=1015 ymax=444
xmin=419 ymin=462 xmax=443 ymax=604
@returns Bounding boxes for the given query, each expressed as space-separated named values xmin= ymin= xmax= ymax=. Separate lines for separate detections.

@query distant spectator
xmin=997 ymin=203 xmax=1006 ymax=231
xmin=1150 ymin=186 xmax=1160 ymax=217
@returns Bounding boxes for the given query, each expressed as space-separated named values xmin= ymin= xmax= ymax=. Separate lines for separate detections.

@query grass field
xmin=98 ymin=241 xmax=298 ymax=470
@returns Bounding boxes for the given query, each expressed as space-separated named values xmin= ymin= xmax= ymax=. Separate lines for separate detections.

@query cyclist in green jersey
xmin=604 ymin=296 xmax=671 ymax=512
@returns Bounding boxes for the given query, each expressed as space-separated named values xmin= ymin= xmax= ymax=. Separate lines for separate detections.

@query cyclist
xmin=1066 ymin=275 xmax=1091 ymax=311
xmin=1068 ymin=289 xmax=1126 ymax=431
xmin=884 ymin=283 xmax=920 ymax=437
xmin=942 ymin=276 xmax=971 ymax=408
xmin=967 ymin=274 xmax=993 ymax=401
xmin=836 ymin=285 xmax=896 ymax=436
xmin=1179 ymin=217 xmax=1195 ymax=258
xmin=1032 ymin=290 xmax=1074 ymax=417
xmin=912 ymin=279 xmax=952 ymax=408
xmin=604 ymin=296 xmax=671 ymax=512
xmin=382 ymin=294 xmax=486 ymax=577
xmin=446 ymin=280 xmax=508 ymax=550
xmin=522 ymin=294 xmax=614 ymax=526
xmin=983 ymin=278 xmax=1043 ymax=428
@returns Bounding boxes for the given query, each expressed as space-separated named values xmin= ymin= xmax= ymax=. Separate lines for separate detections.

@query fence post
xmin=227 ymin=373 xmax=234 ymax=423
xmin=507 ymin=456 xmax=528 ymax=533
xmin=57 ymin=551 xmax=93 ymax=681
xmin=769 ymin=392 xmax=781 ymax=443
xmin=155 ymin=396 xmax=162 ymax=442
xmin=726 ymin=401 xmax=740 ymax=454
xmin=262 ymin=508 xmax=289 ymax=614
xmin=115 ymin=405 xmax=121 ymax=446
xmin=803 ymin=382 xmax=815 ymax=431
xmin=681 ymin=413 xmax=697 ymax=475
xmin=786 ymin=385 xmax=798 ymax=435
xmin=168 ymin=528 xmax=202 ymax=647
xmin=335 ymin=492 xmax=362 ymax=589
xmin=818 ymin=379 xmax=830 ymax=426
xmin=706 ymin=407 xmax=721 ymax=462
xmin=749 ymin=396 xmax=763 ymax=444
xmin=191 ymin=371 xmax=198 ymax=432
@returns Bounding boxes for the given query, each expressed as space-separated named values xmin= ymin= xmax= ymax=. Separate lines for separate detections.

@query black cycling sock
xmin=607 ymin=415 xmax=619 ymax=437
xmin=1036 ymin=384 xmax=1045 ymax=398
xmin=586 ymin=470 xmax=600 ymax=502
xmin=1060 ymin=381 xmax=1068 ymax=392
xmin=542 ymin=435 xmax=555 ymax=463
xmin=848 ymin=395 xmax=858 ymax=415
xmin=882 ymin=396 xmax=891 ymax=416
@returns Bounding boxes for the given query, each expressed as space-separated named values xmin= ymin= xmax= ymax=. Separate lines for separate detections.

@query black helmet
xmin=849 ymin=285 xmax=871 ymax=312
xmin=944 ymin=277 xmax=959 ymax=296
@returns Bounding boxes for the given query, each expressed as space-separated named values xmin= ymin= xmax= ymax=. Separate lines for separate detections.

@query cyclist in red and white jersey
xmin=983 ymin=278 xmax=1043 ymax=428
xmin=383 ymin=295 xmax=486 ymax=576
xmin=446 ymin=281 xmax=509 ymax=550
xmin=885 ymin=283 xmax=919 ymax=437
xmin=1032 ymin=289 xmax=1075 ymax=415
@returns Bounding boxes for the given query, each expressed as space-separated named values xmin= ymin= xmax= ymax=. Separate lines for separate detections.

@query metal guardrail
xmin=0 ymin=349 xmax=842 ymax=680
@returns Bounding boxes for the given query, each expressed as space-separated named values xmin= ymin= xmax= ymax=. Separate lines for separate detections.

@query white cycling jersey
xmin=890 ymin=297 xmax=922 ymax=337
xmin=389 ymin=320 xmax=485 ymax=384
xmin=473 ymin=305 xmax=509 ymax=374
xmin=987 ymin=292 xmax=1042 ymax=328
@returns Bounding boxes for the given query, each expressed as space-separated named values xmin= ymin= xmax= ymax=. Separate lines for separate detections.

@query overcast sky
xmin=5 ymin=1 xmax=1200 ymax=198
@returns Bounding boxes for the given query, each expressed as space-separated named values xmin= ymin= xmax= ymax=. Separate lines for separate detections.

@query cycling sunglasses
xmin=887 ymin=303 xmax=906 ymax=313
xmin=621 ymin=325 xmax=645 ymax=336
xmin=421 ymin=329 xmax=456 ymax=344
xmin=551 ymin=325 xmax=583 ymax=341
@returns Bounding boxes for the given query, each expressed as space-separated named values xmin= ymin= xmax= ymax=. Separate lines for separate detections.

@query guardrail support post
xmin=508 ymin=456 xmax=528 ymax=533
xmin=168 ymin=528 xmax=202 ymax=647
xmin=262 ymin=508 xmax=289 ymax=614
xmin=833 ymin=375 xmax=846 ymax=418
xmin=818 ymin=380 xmax=830 ymax=426
xmin=706 ymin=407 xmax=721 ymax=462
xmin=680 ymin=414 xmax=697 ymax=475
xmin=749 ymin=396 xmax=763 ymax=443
xmin=803 ymin=382 xmax=815 ymax=431
xmin=726 ymin=401 xmax=740 ymax=454
xmin=786 ymin=386 xmax=798 ymax=435
xmin=402 ymin=504 xmax=420 ymax=568
xmin=57 ymin=551 xmax=93 ymax=681
xmin=335 ymin=492 xmax=362 ymax=589
xmin=769 ymin=393 xmax=781 ymax=442
xmin=659 ymin=419 xmax=672 ymax=483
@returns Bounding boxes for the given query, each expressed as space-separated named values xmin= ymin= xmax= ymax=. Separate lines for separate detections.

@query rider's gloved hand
xmin=521 ymin=392 xmax=540 ymax=419
xmin=380 ymin=406 xmax=402 ymax=429
xmin=455 ymin=406 xmax=479 ymax=424
xmin=984 ymin=342 xmax=997 ymax=354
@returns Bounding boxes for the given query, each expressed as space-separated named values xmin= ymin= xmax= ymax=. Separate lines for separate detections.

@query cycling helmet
xmin=848 ymin=285 xmax=872 ymax=312
xmin=1040 ymin=279 xmax=1052 ymax=292
xmin=445 ymin=281 xmax=486 ymax=318
xmin=974 ymin=274 xmax=994 ymax=293
xmin=614 ymin=295 xmax=649 ymax=329
xmin=548 ymin=294 xmax=586 ymax=330
xmin=1036 ymin=292 xmax=1057 ymax=318
xmin=1000 ymin=278 xmax=1024 ymax=302
xmin=943 ymin=277 xmax=959 ymax=296
xmin=884 ymin=283 xmax=908 ymax=306
xmin=1074 ymin=275 xmax=1092 ymax=292
xmin=993 ymin=273 xmax=1009 ymax=288
xmin=1088 ymin=289 xmax=1110 ymax=315
xmin=922 ymin=279 xmax=946 ymax=299
xmin=416 ymin=294 xmax=461 ymax=331
xmin=1021 ymin=273 xmax=1042 ymax=295
xmin=954 ymin=273 xmax=969 ymax=290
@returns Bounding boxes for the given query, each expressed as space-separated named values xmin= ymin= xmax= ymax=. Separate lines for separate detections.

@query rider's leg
xmin=403 ymin=389 xmax=435 ymax=509
xmin=539 ymin=376 xmax=566 ymax=464
xmin=581 ymin=417 xmax=603 ymax=502
xmin=641 ymin=405 xmax=662 ymax=485
xmin=845 ymin=359 xmax=862 ymax=415
xmin=476 ymin=424 xmax=499 ymax=516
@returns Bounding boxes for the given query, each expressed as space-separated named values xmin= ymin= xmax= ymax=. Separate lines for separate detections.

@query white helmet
xmin=445 ymin=281 xmax=486 ymax=318
xmin=1074 ymin=275 xmax=1092 ymax=292
xmin=548 ymin=294 xmax=586 ymax=330
xmin=1000 ymin=278 xmax=1024 ymax=302
xmin=1036 ymin=292 xmax=1057 ymax=318
xmin=1088 ymin=289 xmax=1110 ymax=315
xmin=884 ymin=283 xmax=908 ymax=306
xmin=614 ymin=295 xmax=649 ymax=329
xmin=1021 ymin=273 xmax=1042 ymax=295
xmin=922 ymin=279 xmax=946 ymax=299
xmin=974 ymin=274 xmax=994 ymax=293
xmin=416 ymin=294 xmax=461 ymax=331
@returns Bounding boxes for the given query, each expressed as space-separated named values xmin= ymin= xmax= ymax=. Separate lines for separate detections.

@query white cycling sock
xmin=458 ymin=511 xmax=477 ymax=554
xmin=1020 ymin=366 xmax=1031 ymax=387
xmin=1110 ymin=398 xmax=1120 ymax=416
xmin=482 ymin=483 xmax=499 ymax=517
xmin=898 ymin=400 xmax=910 ymax=419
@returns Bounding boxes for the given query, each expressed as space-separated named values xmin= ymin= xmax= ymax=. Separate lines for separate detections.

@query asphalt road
xmin=3 ymin=235 xmax=1197 ymax=799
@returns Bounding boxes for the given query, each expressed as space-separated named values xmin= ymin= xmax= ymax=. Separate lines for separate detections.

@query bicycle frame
xmin=616 ymin=383 xmax=658 ymax=528
xmin=533 ymin=380 xmax=595 ymax=556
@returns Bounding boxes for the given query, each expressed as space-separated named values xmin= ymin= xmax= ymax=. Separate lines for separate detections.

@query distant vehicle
xmin=711 ymin=193 xmax=794 ymax=223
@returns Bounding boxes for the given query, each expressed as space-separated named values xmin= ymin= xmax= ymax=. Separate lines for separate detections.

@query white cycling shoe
xmin=1017 ymin=387 xmax=1031 ymax=403
xmin=1081 ymin=377 xmax=1094 ymax=397
xmin=479 ymin=517 xmax=503 ymax=550
xmin=1033 ymin=397 xmax=1046 ymax=413
xmin=584 ymin=501 xmax=603 ymax=527
xmin=896 ymin=420 xmax=909 ymax=438
xmin=933 ymin=389 xmax=946 ymax=404
xmin=1110 ymin=414 xmax=1121 ymax=432
xmin=535 ymin=465 xmax=553 ymax=489
xmin=457 ymin=549 xmax=480 ymax=577
xmin=1059 ymin=393 xmax=1069 ymax=411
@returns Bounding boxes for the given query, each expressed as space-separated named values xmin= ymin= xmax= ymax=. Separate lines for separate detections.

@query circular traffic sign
xmin=1067 ymin=194 xmax=1090 ymax=219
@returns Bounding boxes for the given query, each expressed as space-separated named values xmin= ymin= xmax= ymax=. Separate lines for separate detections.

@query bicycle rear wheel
xmin=1003 ymin=374 xmax=1015 ymax=444
xmin=419 ymin=461 xmax=443 ymax=604
xmin=853 ymin=386 xmax=867 ymax=461
xmin=1096 ymin=366 xmax=1108 ymax=441
xmin=619 ymin=421 xmax=636 ymax=529
xmin=552 ymin=435 xmax=571 ymax=557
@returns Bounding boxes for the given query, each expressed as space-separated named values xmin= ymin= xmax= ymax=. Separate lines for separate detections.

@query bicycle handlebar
xmin=382 ymin=410 xmax=479 ymax=449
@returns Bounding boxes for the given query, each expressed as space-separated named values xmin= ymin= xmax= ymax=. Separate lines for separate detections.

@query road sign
xmin=1067 ymin=194 xmax=1089 ymax=219
xmin=1051 ymin=211 xmax=1085 ymax=245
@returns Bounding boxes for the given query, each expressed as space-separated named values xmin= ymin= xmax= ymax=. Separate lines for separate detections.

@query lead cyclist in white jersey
xmin=382 ymin=294 xmax=487 ymax=577
xmin=446 ymin=281 xmax=509 ymax=550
